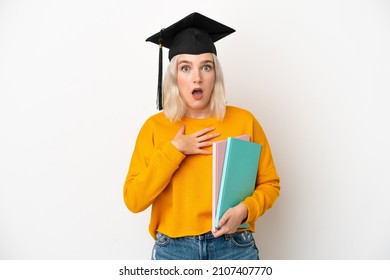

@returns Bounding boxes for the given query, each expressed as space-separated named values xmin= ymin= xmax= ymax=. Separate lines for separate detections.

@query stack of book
xmin=212 ymin=135 xmax=262 ymax=230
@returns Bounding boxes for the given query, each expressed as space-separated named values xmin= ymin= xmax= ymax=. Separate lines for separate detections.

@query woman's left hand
xmin=212 ymin=202 xmax=248 ymax=238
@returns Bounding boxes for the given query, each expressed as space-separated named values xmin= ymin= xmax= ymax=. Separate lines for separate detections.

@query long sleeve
xmin=123 ymin=118 xmax=186 ymax=213
xmin=243 ymin=117 xmax=280 ymax=224
xmin=123 ymin=106 xmax=280 ymax=239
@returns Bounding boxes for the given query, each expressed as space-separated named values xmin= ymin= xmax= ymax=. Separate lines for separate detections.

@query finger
xmin=197 ymin=141 xmax=213 ymax=148
xmin=218 ymin=206 xmax=236 ymax=226
xmin=218 ymin=213 xmax=229 ymax=228
xmin=198 ymin=132 xmax=220 ymax=142
xmin=177 ymin=124 xmax=186 ymax=135
xmin=212 ymin=228 xmax=225 ymax=238
xmin=213 ymin=223 xmax=234 ymax=237
xmin=193 ymin=127 xmax=216 ymax=137
xmin=195 ymin=148 xmax=212 ymax=155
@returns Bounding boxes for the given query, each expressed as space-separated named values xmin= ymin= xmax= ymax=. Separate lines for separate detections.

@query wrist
xmin=238 ymin=202 xmax=248 ymax=223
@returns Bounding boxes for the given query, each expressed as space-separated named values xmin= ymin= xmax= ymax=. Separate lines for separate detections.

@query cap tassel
xmin=157 ymin=29 xmax=164 ymax=110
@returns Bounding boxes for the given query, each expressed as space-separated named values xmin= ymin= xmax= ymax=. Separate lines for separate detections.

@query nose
xmin=192 ymin=69 xmax=202 ymax=84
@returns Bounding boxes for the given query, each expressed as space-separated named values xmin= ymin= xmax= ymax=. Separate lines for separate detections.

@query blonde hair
xmin=162 ymin=54 xmax=226 ymax=122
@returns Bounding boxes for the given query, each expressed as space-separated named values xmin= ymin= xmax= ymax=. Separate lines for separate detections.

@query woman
xmin=123 ymin=12 xmax=280 ymax=260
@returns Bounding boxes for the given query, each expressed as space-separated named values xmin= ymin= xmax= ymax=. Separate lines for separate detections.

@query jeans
xmin=152 ymin=231 xmax=259 ymax=260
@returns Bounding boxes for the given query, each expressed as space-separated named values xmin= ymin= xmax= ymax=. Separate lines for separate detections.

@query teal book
xmin=214 ymin=137 xmax=262 ymax=229
xmin=212 ymin=135 xmax=249 ymax=231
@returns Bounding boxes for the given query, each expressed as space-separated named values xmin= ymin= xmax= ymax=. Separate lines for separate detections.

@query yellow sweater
xmin=123 ymin=106 xmax=280 ymax=239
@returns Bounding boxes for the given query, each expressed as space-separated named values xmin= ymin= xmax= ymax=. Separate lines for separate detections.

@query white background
xmin=1 ymin=0 xmax=389 ymax=260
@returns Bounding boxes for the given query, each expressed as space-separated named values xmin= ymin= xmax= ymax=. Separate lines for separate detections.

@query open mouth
xmin=192 ymin=88 xmax=203 ymax=95
xmin=192 ymin=88 xmax=203 ymax=99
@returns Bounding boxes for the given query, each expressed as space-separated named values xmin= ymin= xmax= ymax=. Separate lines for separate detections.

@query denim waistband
xmin=176 ymin=230 xmax=251 ymax=241
xmin=187 ymin=231 xmax=216 ymax=240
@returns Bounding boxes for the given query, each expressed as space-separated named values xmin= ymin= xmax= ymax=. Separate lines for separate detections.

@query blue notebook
xmin=212 ymin=135 xmax=249 ymax=231
xmin=214 ymin=137 xmax=262 ymax=229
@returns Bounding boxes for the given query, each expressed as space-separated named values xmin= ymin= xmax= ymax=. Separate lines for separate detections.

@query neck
xmin=184 ymin=108 xmax=212 ymax=119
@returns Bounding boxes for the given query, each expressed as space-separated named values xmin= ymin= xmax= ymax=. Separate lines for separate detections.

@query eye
xmin=201 ymin=65 xmax=213 ymax=72
xmin=180 ymin=65 xmax=190 ymax=72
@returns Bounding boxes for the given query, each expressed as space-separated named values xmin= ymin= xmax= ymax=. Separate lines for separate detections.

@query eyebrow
xmin=178 ymin=60 xmax=214 ymax=65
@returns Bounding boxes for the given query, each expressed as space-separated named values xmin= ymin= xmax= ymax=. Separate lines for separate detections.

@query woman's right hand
xmin=171 ymin=124 xmax=220 ymax=155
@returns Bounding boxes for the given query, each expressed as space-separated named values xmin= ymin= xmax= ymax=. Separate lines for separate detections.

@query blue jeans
xmin=152 ymin=231 xmax=260 ymax=260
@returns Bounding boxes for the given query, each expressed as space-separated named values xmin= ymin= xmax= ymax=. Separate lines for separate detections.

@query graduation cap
xmin=146 ymin=12 xmax=235 ymax=110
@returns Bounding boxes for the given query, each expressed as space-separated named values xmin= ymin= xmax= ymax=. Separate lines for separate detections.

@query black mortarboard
xmin=146 ymin=12 xmax=235 ymax=110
